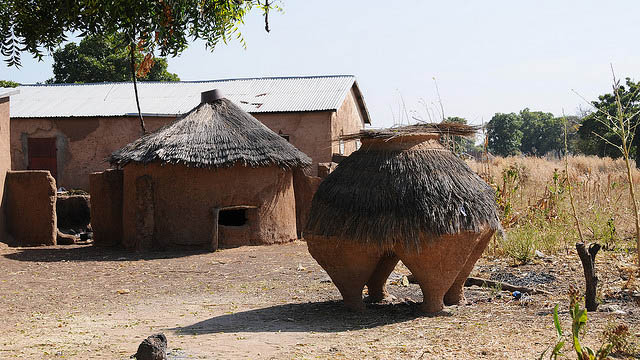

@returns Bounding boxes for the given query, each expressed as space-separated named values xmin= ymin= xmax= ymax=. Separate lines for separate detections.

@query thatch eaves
xmin=109 ymin=98 xmax=311 ymax=169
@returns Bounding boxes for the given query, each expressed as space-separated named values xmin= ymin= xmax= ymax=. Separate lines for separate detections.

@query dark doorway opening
xmin=218 ymin=209 xmax=247 ymax=226
xmin=28 ymin=137 xmax=57 ymax=180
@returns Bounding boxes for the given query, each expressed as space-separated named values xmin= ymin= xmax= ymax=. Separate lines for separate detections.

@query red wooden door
xmin=28 ymin=138 xmax=57 ymax=180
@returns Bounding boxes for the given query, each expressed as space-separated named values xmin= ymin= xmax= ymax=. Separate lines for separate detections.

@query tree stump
xmin=576 ymin=242 xmax=601 ymax=311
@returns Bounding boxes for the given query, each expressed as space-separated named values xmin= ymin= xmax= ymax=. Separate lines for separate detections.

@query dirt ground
xmin=1 ymin=240 xmax=639 ymax=359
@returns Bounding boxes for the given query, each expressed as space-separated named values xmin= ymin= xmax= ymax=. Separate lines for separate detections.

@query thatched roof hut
xmin=107 ymin=90 xmax=311 ymax=251
xmin=110 ymin=90 xmax=311 ymax=169
xmin=304 ymin=123 xmax=500 ymax=313
xmin=306 ymin=123 xmax=499 ymax=250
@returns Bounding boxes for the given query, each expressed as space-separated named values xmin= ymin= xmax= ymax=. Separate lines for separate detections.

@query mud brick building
xmin=8 ymin=75 xmax=370 ymax=189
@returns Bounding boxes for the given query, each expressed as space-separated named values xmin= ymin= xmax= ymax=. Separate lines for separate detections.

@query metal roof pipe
xmin=201 ymin=89 xmax=224 ymax=103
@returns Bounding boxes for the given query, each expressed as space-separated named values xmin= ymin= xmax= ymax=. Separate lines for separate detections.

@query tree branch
xmin=264 ymin=0 xmax=270 ymax=32
xmin=129 ymin=41 xmax=146 ymax=135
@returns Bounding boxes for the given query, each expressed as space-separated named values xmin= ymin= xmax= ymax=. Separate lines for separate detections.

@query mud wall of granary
xmin=0 ymin=98 xmax=11 ymax=242
xmin=5 ymin=170 xmax=57 ymax=245
xmin=254 ymin=112 xmax=332 ymax=176
xmin=10 ymin=116 xmax=174 ymax=190
xmin=89 ymin=169 xmax=123 ymax=246
xmin=331 ymin=88 xmax=367 ymax=156
xmin=293 ymin=168 xmax=322 ymax=239
xmin=121 ymin=163 xmax=297 ymax=250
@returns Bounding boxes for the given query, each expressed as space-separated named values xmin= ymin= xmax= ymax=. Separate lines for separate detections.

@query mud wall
xmin=331 ymin=88 xmax=367 ymax=156
xmin=254 ymin=112 xmax=332 ymax=176
xmin=0 ymin=98 xmax=11 ymax=242
xmin=293 ymin=168 xmax=322 ymax=239
xmin=121 ymin=163 xmax=297 ymax=250
xmin=10 ymin=116 xmax=174 ymax=190
xmin=11 ymin=104 xmax=363 ymax=187
xmin=5 ymin=170 xmax=57 ymax=245
xmin=89 ymin=169 xmax=123 ymax=246
xmin=11 ymin=100 xmax=364 ymax=189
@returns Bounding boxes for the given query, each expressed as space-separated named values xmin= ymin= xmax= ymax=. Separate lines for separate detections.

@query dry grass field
xmin=468 ymin=155 xmax=640 ymax=262
xmin=1 ymin=155 xmax=639 ymax=359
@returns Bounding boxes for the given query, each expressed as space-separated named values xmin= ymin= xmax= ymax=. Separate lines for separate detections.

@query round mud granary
xmin=110 ymin=90 xmax=311 ymax=251
xmin=305 ymin=124 xmax=500 ymax=313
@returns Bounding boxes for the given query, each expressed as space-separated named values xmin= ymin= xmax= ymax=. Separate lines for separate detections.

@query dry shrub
xmin=601 ymin=320 xmax=637 ymax=357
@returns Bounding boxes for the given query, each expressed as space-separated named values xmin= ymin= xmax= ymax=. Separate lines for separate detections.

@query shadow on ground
xmin=173 ymin=301 xmax=424 ymax=334
xmin=2 ymin=244 xmax=210 ymax=262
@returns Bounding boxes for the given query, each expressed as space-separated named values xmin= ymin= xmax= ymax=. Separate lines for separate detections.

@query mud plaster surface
xmin=5 ymin=170 xmax=57 ymax=246
xmin=121 ymin=163 xmax=297 ymax=250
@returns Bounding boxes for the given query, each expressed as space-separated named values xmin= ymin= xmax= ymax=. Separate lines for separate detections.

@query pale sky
xmin=1 ymin=0 xmax=639 ymax=128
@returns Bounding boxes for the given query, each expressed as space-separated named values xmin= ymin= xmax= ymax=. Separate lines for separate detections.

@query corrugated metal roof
xmin=0 ymin=88 xmax=19 ymax=99
xmin=9 ymin=75 xmax=370 ymax=123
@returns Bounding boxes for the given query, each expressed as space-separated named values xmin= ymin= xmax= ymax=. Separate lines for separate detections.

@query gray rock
xmin=599 ymin=304 xmax=626 ymax=315
xmin=132 ymin=333 xmax=167 ymax=360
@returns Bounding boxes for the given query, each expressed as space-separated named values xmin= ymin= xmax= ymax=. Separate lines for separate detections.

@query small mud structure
xmin=103 ymin=90 xmax=311 ymax=251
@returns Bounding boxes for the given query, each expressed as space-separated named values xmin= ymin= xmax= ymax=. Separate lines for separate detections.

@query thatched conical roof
xmin=306 ymin=127 xmax=500 ymax=250
xmin=109 ymin=96 xmax=311 ymax=169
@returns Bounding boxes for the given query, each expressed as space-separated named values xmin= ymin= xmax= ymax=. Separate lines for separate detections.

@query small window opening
xmin=339 ymin=139 xmax=345 ymax=155
xmin=278 ymin=130 xmax=290 ymax=142
xmin=219 ymin=209 xmax=247 ymax=226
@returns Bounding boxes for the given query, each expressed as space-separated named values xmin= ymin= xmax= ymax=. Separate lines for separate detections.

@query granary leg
xmin=396 ymin=233 xmax=480 ymax=314
xmin=444 ymin=228 xmax=495 ymax=306
xmin=306 ymin=238 xmax=381 ymax=312
xmin=365 ymin=253 xmax=399 ymax=303
xmin=399 ymin=254 xmax=448 ymax=313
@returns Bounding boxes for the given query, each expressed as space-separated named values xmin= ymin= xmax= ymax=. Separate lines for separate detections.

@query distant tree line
xmin=483 ymin=77 xmax=640 ymax=167
xmin=486 ymin=109 xmax=577 ymax=158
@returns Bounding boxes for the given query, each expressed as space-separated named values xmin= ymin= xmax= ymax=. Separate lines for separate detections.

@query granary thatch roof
xmin=306 ymin=128 xmax=500 ymax=250
xmin=340 ymin=122 xmax=480 ymax=141
xmin=109 ymin=97 xmax=311 ymax=169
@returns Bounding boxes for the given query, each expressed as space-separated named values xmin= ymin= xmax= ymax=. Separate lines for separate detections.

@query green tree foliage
xmin=563 ymin=115 xmax=582 ymax=154
xmin=443 ymin=116 xmax=481 ymax=156
xmin=520 ymin=108 xmax=564 ymax=156
xmin=0 ymin=1 xmax=273 ymax=67
xmin=577 ymin=78 xmax=640 ymax=164
xmin=0 ymin=80 xmax=19 ymax=87
xmin=49 ymin=35 xmax=179 ymax=83
xmin=487 ymin=110 xmax=576 ymax=157
xmin=487 ymin=113 xmax=523 ymax=156
xmin=0 ymin=0 xmax=274 ymax=133
xmin=444 ymin=116 xmax=467 ymax=124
